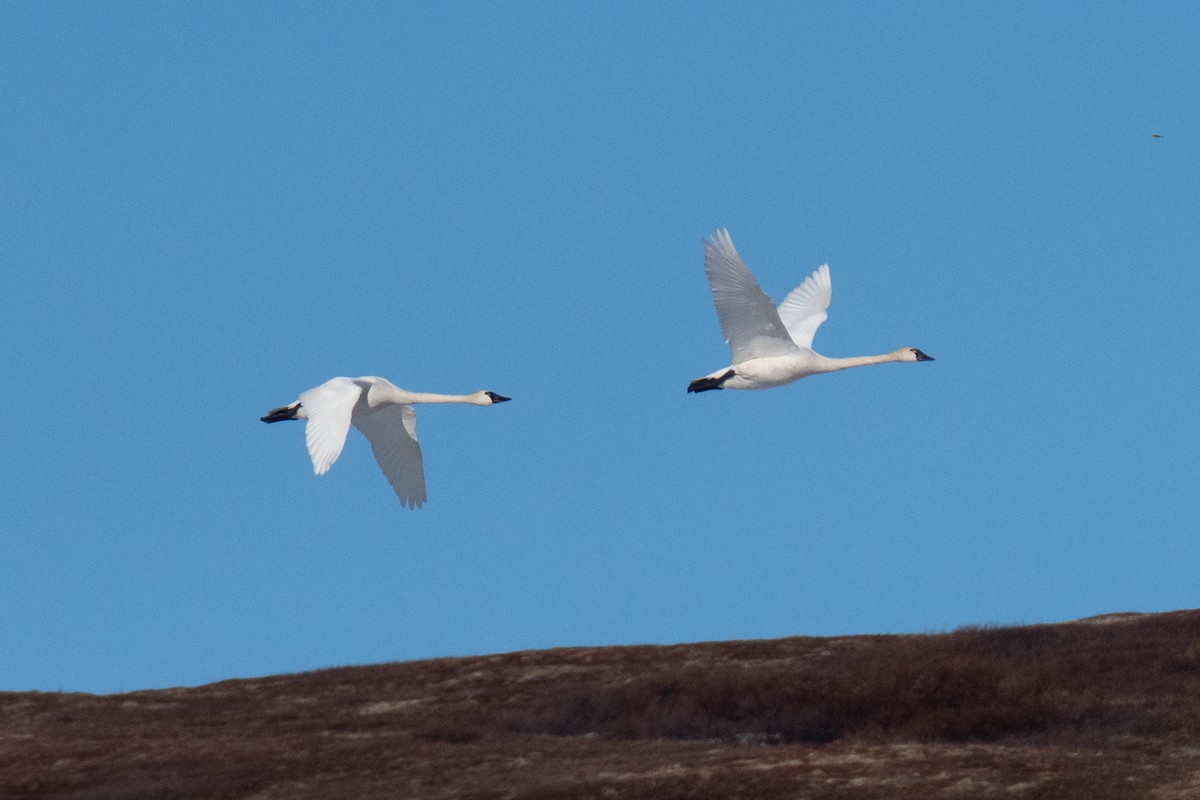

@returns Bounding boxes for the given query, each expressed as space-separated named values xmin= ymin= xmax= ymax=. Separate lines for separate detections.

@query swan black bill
xmin=687 ymin=369 xmax=736 ymax=393
xmin=485 ymin=392 xmax=511 ymax=403
xmin=914 ymin=350 xmax=935 ymax=362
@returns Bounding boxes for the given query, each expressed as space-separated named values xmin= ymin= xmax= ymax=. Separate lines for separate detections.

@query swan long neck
xmin=390 ymin=390 xmax=479 ymax=405
xmin=817 ymin=352 xmax=903 ymax=373
xmin=362 ymin=379 xmax=497 ymax=408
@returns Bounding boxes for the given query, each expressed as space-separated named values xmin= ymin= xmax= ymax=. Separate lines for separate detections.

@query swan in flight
xmin=261 ymin=377 xmax=511 ymax=508
xmin=688 ymin=229 xmax=933 ymax=393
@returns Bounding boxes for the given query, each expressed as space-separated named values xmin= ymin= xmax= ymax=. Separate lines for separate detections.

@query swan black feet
xmin=260 ymin=403 xmax=301 ymax=423
xmin=687 ymin=369 xmax=736 ymax=393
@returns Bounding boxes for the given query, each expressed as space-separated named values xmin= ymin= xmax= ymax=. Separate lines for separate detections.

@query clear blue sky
xmin=3 ymin=2 xmax=1197 ymax=693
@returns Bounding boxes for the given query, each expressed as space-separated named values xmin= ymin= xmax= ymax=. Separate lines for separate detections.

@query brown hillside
xmin=4 ymin=610 xmax=1200 ymax=799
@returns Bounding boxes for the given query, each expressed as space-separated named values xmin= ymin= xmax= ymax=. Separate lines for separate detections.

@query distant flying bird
xmin=688 ymin=229 xmax=934 ymax=393
xmin=262 ymin=377 xmax=510 ymax=508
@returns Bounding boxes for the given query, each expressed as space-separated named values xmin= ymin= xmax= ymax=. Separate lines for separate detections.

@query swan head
xmin=896 ymin=347 xmax=935 ymax=362
xmin=479 ymin=391 xmax=512 ymax=406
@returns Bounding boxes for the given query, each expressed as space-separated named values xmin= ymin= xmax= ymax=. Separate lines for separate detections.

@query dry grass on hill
xmin=3 ymin=610 xmax=1200 ymax=799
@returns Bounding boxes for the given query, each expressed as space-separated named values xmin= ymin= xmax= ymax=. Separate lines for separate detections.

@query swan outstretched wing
xmin=776 ymin=263 xmax=831 ymax=350
xmin=353 ymin=405 xmax=427 ymax=509
xmin=704 ymin=229 xmax=799 ymax=363
xmin=299 ymin=377 xmax=362 ymax=476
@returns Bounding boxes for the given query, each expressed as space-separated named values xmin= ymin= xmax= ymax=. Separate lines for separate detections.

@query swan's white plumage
xmin=299 ymin=377 xmax=360 ymax=476
xmin=267 ymin=376 xmax=509 ymax=509
xmin=690 ymin=229 xmax=933 ymax=392
xmin=776 ymin=262 xmax=831 ymax=350
xmin=703 ymin=229 xmax=799 ymax=363
xmin=353 ymin=403 xmax=425 ymax=509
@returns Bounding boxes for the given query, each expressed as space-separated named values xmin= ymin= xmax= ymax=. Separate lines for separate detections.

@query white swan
xmin=688 ymin=229 xmax=933 ymax=393
xmin=262 ymin=377 xmax=510 ymax=508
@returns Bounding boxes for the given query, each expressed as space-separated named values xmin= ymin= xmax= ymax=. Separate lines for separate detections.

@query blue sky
xmin=3 ymin=2 xmax=1198 ymax=693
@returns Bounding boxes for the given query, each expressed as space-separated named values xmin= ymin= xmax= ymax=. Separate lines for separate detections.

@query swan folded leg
xmin=260 ymin=402 xmax=302 ymax=423
xmin=687 ymin=369 xmax=736 ymax=393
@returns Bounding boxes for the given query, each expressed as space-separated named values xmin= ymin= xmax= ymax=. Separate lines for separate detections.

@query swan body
xmin=688 ymin=229 xmax=933 ymax=393
xmin=261 ymin=376 xmax=510 ymax=508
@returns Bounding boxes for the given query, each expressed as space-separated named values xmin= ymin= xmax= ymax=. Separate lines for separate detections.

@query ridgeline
xmin=4 ymin=610 xmax=1200 ymax=799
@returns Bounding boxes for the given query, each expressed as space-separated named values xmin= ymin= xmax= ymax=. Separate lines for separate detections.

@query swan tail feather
xmin=261 ymin=402 xmax=302 ymax=423
xmin=687 ymin=369 xmax=735 ymax=393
